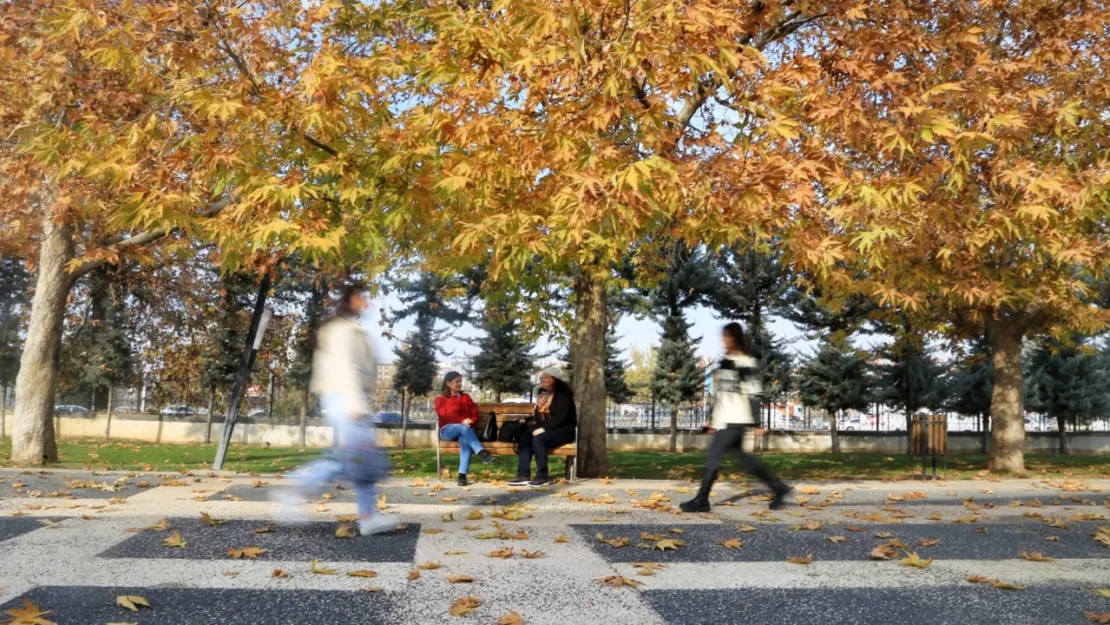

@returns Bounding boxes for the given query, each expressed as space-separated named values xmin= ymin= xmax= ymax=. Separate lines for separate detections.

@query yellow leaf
xmin=596 ymin=533 xmax=630 ymax=548
xmin=115 ymin=595 xmax=151 ymax=612
xmin=336 ymin=524 xmax=356 ymax=539
xmin=437 ymin=176 xmax=471 ymax=192
xmin=1020 ymin=550 xmax=1054 ymax=563
xmin=347 ymin=570 xmax=377 ymax=578
xmin=311 ymin=560 xmax=336 ymax=575
xmin=447 ymin=575 xmax=476 ymax=584
xmin=870 ymin=546 xmax=896 ymax=560
xmin=633 ymin=562 xmax=667 ymax=576
xmin=787 ymin=554 xmax=814 ymax=565
xmin=417 ymin=561 xmax=442 ymax=570
xmin=488 ymin=547 xmax=514 ymax=559
xmin=408 ymin=570 xmax=420 ymax=581
xmin=600 ymin=575 xmax=643 ymax=589
xmin=918 ymin=538 xmax=941 ymax=547
xmin=900 ymin=552 xmax=933 ymax=568
xmin=737 ymin=525 xmax=757 ymax=533
xmin=495 ymin=611 xmax=525 ymax=625
xmin=4 ymin=598 xmax=55 ymax=625
xmin=199 ymin=512 xmax=226 ymax=526
xmin=271 ymin=569 xmax=289 ymax=578
xmin=826 ymin=536 xmax=847 ymax=544
xmin=522 ymin=550 xmax=545 ymax=559
xmin=449 ymin=596 xmax=480 ymax=616
xmin=467 ymin=510 xmax=484 ymax=520
xmin=554 ymin=535 xmax=570 ymax=543
xmin=161 ymin=531 xmax=187 ymax=548
xmin=652 ymin=539 xmax=685 ymax=551
xmin=226 ymin=546 xmax=266 ymax=560
xmin=719 ymin=538 xmax=743 ymax=549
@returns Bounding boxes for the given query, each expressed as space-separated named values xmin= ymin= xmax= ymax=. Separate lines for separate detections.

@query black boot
xmin=769 ymin=484 xmax=792 ymax=510
xmin=478 ymin=449 xmax=495 ymax=464
xmin=457 ymin=473 xmax=468 ymax=487
xmin=680 ymin=470 xmax=718 ymax=513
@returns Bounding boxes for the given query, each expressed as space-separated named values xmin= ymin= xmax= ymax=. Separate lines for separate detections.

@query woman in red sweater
xmin=435 ymin=371 xmax=493 ymax=486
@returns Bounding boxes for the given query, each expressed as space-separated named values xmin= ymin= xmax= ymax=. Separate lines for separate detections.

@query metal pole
xmin=213 ymin=275 xmax=272 ymax=470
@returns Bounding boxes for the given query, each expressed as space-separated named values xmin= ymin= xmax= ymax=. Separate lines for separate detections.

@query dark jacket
xmin=534 ymin=391 xmax=577 ymax=431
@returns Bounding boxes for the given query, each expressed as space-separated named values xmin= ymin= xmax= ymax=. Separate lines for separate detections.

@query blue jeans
xmin=293 ymin=393 xmax=380 ymax=518
xmin=440 ymin=423 xmax=484 ymax=474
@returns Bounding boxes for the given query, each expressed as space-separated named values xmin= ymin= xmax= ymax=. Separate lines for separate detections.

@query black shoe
xmin=478 ymin=449 xmax=495 ymax=464
xmin=679 ymin=497 xmax=711 ymax=513
xmin=457 ymin=474 xmax=468 ymax=487
xmin=769 ymin=486 xmax=792 ymax=511
xmin=508 ymin=476 xmax=531 ymax=486
xmin=528 ymin=477 xmax=549 ymax=488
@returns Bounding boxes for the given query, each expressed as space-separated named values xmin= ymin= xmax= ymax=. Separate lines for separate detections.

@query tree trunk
xmin=12 ymin=213 xmax=74 ymax=465
xmin=669 ymin=404 xmax=678 ymax=453
xmin=267 ymin=371 xmax=275 ymax=419
xmin=400 ymin=389 xmax=409 ymax=450
xmin=570 ymin=270 xmax=608 ymax=477
xmin=495 ymin=390 xmax=502 ymax=403
xmin=1 ymin=383 xmax=7 ymax=438
xmin=90 ymin=388 xmax=96 ymax=415
xmin=204 ymin=387 xmax=216 ymax=444
xmin=829 ymin=409 xmax=840 ymax=453
xmin=299 ymin=386 xmax=309 ymax=447
xmin=1056 ymin=416 xmax=1070 ymax=456
xmin=104 ymin=386 xmax=114 ymax=440
xmin=988 ymin=320 xmax=1026 ymax=473
xmin=980 ymin=413 xmax=990 ymax=454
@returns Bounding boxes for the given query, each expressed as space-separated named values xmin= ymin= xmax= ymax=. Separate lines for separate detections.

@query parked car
xmin=160 ymin=405 xmax=198 ymax=416
xmin=246 ymin=409 xmax=269 ymax=419
xmin=373 ymin=412 xmax=404 ymax=424
xmin=54 ymin=405 xmax=89 ymax=416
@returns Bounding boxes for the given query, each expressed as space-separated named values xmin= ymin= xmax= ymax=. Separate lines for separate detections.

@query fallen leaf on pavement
xmin=408 ymin=570 xmax=420 ymax=581
xmin=335 ymin=524 xmax=356 ymax=539
xmin=4 ymin=598 xmax=55 ymax=625
xmin=442 ymin=513 xmax=455 ymax=523
xmin=652 ymin=539 xmax=685 ymax=551
xmin=873 ymin=532 xmax=894 ymax=539
xmin=1085 ymin=612 xmax=1110 ymax=624
xmin=336 ymin=514 xmax=358 ymax=523
xmin=311 ymin=560 xmax=336 ymax=575
xmin=489 ymin=547 xmax=514 ymax=559
xmin=737 ymin=525 xmax=757 ymax=533
xmin=798 ymin=487 xmax=821 ymax=495
xmin=826 ymin=536 xmax=847 ymax=544
xmin=787 ymin=554 xmax=814 ymax=565
xmin=253 ymin=524 xmax=276 ymax=535
xmin=633 ymin=562 xmax=666 ymax=576
xmin=900 ymin=552 xmax=932 ymax=568
xmin=846 ymin=526 xmax=866 ymax=533
xmin=161 ymin=531 xmax=187 ymax=548
xmin=719 ymin=538 xmax=743 ymax=549
xmin=115 ymin=596 xmax=151 ymax=612
xmin=596 ymin=533 xmax=630 ymax=548
xmin=447 ymin=575 xmax=475 ymax=584
xmin=991 ymin=580 xmax=1025 ymax=590
xmin=1020 ymin=550 xmax=1054 ymax=562
xmin=199 ymin=512 xmax=226 ymax=526
xmin=468 ymin=510 xmax=484 ymax=520
xmin=347 ymin=570 xmax=377 ymax=578
xmin=918 ymin=538 xmax=941 ymax=547
xmin=555 ymin=535 xmax=570 ymax=543
xmin=495 ymin=611 xmax=525 ymax=625
xmin=870 ymin=546 xmax=897 ymax=560
xmin=1096 ymin=589 xmax=1110 ymax=597
xmin=417 ymin=561 xmax=442 ymax=570
xmin=445 ymin=550 xmax=469 ymax=556
xmin=522 ymin=550 xmax=545 ymax=559
xmin=359 ymin=587 xmax=383 ymax=593
xmin=422 ymin=529 xmax=444 ymax=535
xmin=227 ymin=546 xmax=266 ymax=560
xmin=449 ymin=596 xmax=480 ymax=617
xmin=272 ymin=569 xmax=289 ymax=578
xmin=601 ymin=575 xmax=643 ymax=588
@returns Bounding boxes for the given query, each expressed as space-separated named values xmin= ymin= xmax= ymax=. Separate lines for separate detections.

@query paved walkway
xmin=1 ymin=468 xmax=1109 ymax=624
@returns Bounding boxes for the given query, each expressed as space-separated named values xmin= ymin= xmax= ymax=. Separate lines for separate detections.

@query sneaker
xmin=769 ymin=486 xmax=792 ymax=511
xmin=679 ymin=497 xmax=711 ymax=513
xmin=359 ymin=514 xmax=401 ymax=536
xmin=478 ymin=449 xmax=495 ymax=464
xmin=457 ymin=473 xmax=468 ymax=487
xmin=272 ymin=489 xmax=307 ymax=525
xmin=507 ymin=476 xmax=531 ymax=486
xmin=528 ymin=477 xmax=549 ymax=488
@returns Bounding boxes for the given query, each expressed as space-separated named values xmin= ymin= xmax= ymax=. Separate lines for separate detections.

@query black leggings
xmin=698 ymin=426 xmax=785 ymax=498
xmin=516 ymin=426 xmax=575 ymax=478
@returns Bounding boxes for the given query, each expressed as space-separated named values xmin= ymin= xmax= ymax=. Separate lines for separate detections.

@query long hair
xmin=441 ymin=371 xmax=462 ymax=397
xmin=551 ymin=378 xmax=574 ymax=399
xmin=335 ymin=283 xmax=366 ymax=319
xmin=723 ymin=322 xmax=750 ymax=355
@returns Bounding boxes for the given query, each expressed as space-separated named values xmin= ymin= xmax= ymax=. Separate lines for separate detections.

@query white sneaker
xmin=359 ymin=514 xmax=401 ymax=536
xmin=272 ymin=489 xmax=308 ymax=526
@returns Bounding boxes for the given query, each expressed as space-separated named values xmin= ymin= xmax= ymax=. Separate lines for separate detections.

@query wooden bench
xmin=436 ymin=402 xmax=578 ymax=482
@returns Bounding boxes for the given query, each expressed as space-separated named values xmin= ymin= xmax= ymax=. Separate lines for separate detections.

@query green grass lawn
xmin=1 ymin=437 xmax=1109 ymax=480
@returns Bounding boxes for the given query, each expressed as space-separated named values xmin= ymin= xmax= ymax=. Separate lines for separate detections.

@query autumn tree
xmin=790 ymin=2 xmax=1110 ymax=472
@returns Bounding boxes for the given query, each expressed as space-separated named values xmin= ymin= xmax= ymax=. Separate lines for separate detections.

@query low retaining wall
xmin=35 ymin=414 xmax=1110 ymax=455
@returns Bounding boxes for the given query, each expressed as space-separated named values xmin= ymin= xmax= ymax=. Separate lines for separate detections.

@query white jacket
xmin=709 ymin=353 xmax=761 ymax=429
xmin=310 ymin=317 xmax=377 ymax=418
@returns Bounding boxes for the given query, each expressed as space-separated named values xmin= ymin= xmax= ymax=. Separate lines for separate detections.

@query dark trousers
xmin=517 ymin=426 xmax=575 ymax=478
xmin=697 ymin=426 xmax=786 ymax=499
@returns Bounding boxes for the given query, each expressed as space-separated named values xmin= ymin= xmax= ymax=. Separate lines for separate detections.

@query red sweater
xmin=435 ymin=393 xmax=478 ymax=428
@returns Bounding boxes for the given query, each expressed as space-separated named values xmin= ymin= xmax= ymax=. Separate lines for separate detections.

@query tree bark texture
xmin=570 ymin=270 xmax=608 ymax=478
xmin=988 ymin=320 xmax=1026 ymax=473
xmin=669 ymin=406 xmax=678 ymax=453
xmin=11 ymin=214 xmax=74 ymax=464
xmin=829 ymin=409 xmax=841 ymax=454
xmin=980 ymin=413 xmax=990 ymax=455
xmin=104 ymin=386 xmax=114 ymax=440
xmin=1056 ymin=416 xmax=1070 ymax=456
xmin=205 ymin=388 xmax=216 ymax=444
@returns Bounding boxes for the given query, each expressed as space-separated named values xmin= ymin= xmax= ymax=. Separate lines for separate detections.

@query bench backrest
xmin=474 ymin=403 xmax=535 ymax=430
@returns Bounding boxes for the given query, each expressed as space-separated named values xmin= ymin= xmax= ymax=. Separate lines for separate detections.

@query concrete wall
xmin=37 ymin=414 xmax=1110 ymax=455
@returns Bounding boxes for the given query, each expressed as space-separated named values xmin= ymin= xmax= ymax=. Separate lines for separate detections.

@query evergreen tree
xmin=706 ymin=245 xmax=790 ymax=335
xmin=873 ymin=338 xmax=948 ymax=432
xmin=797 ymin=338 xmax=869 ymax=453
xmin=392 ymin=314 xmax=438 ymax=448
xmin=0 ymin=258 xmax=30 ymax=432
xmin=944 ymin=341 xmax=993 ymax=453
xmin=471 ymin=313 xmax=535 ymax=402
xmin=651 ymin=313 xmax=705 ymax=452
xmin=604 ymin=327 xmax=633 ymax=405
xmin=1024 ymin=335 xmax=1109 ymax=456
xmin=751 ymin=325 xmax=794 ymax=426
xmin=199 ymin=271 xmax=256 ymax=441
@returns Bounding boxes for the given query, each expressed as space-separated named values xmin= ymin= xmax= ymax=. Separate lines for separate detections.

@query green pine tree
xmin=651 ymin=313 xmax=705 ymax=452
xmin=562 ymin=325 xmax=633 ymax=405
xmin=0 ymin=258 xmax=30 ymax=430
xmin=471 ymin=312 xmax=535 ymax=402
xmin=1024 ymin=335 xmax=1109 ymax=456
xmin=750 ymin=325 xmax=793 ymax=426
xmin=392 ymin=314 xmax=439 ymax=448
xmin=873 ymin=338 xmax=948 ymax=432
xmin=797 ymin=337 xmax=869 ymax=453
xmin=944 ymin=341 xmax=993 ymax=453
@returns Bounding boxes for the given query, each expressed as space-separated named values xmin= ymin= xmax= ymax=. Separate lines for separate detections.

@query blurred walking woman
xmin=680 ymin=322 xmax=791 ymax=513
xmin=435 ymin=371 xmax=494 ymax=486
xmin=275 ymin=284 xmax=399 ymax=536
xmin=509 ymin=367 xmax=576 ymax=487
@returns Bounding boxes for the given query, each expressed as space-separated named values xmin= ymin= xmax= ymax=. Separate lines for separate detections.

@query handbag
xmin=479 ymin=412 xmax=498 ymax=442
xmin=498 ymin=420 xmax=526 ymax=444
xmin=337 ymin=421 xmax=390 ymax=483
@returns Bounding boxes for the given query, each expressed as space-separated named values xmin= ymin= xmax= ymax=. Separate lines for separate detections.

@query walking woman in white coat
xmin=680 ymin=322 xmax=791 ymax=513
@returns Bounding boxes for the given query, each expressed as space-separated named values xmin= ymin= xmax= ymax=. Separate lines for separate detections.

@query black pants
xmin=697 ymin=426 xmax=786 ymax=499
xmin=517 ymin=426 xmax=575 ymax=478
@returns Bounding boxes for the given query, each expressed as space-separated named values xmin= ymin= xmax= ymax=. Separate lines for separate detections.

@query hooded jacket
xmin=709 ymin=353 xmax=762 ymax=430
